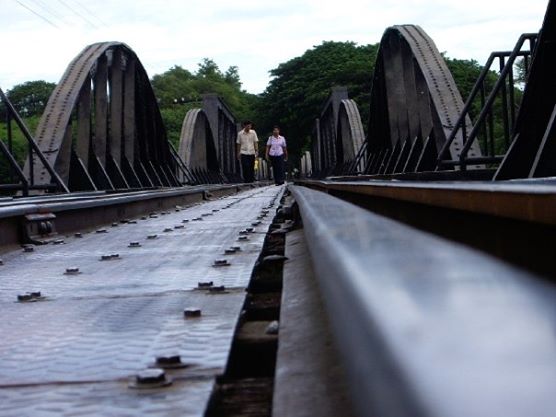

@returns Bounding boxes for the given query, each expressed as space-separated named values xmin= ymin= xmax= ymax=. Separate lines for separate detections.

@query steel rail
xmin=290 ymin=184 xmax=556 ymax=417
xmin=297 ymin=179 xmax=556 ymax=225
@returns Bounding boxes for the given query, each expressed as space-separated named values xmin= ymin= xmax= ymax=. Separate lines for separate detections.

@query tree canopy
xmin=254 ymin=41 xmax=379 ymax=160
xmin=151 ymin=60 xmax=257 ymax=146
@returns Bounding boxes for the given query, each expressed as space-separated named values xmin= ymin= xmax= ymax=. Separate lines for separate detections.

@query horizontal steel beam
xmin=290 ymin=184 xmax=556 ymax=417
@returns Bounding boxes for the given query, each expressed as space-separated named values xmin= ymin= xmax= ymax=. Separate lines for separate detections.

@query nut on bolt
xmin=65 ymin=267 xmax=80 ymax=275
xmin=128 ymin=242 xmax=141 ymax=248
xmin=198 ymin=281 xmax=214 ymax=288
xmin=129 ymin=368 xmax=172 ymax=389
xmin=184 ymin=308 xmax=202 ymax=318
xmin=213 ymin=259 xmax=230 ymax=267
xmin=147 ymin=234 xmax=158 ymax=240
xmin=155 ymin=355 xmax=188 ymax=369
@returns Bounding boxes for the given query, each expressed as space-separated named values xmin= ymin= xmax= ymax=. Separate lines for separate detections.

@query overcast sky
xmin=0 ymin=0 xmax=549 ymax=94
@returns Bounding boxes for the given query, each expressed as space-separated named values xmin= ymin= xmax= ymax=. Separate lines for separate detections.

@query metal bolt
xmin=65 ymin=267 xmax=80 ymax=275
xmin=17 ymin=294 xmax=33 ymax=302
xmin=209 ymin=285 xmax=226 ymax=293
xmin=111 ymin=222 xmax=119 ymax=227
xmin=147 ymin=234 xmax=158 ymax=240
xmin=183 ymin=308 xmax=202 ymax=318
xmin=53 ymin=239 xmax=65 ymax=245
xmin=182 ymin=219 xmax=189 ymax=223
xmin=212 ymin=209 xmax=220 ymax=213
xmin=224 ymin=248 xmax=237 ymax=255
xmin=96 ymin=229 xmax=108 ymax=234
xmin=130 ymin=368 xmax=172 ymax=389
xmin=246 ymin=227 xmax=254 ymax=233
xmin=174 ymin=225 xmax=184 ymax=229
xmin=198 ymin=281 xmax=214 ymax=288
xmin=129 ymin=242 xmax=141 ymax=248
xmin=238 ymin=236 xmax=249 ymax=241
xmin=163 ymin=228 xmax=173 ymax=233
xmin=128 ymin=220 xmax=137 ymax=224
xmin=239 ymin=230 xmax=248 ymax=235
xmin=192 ymin=217 xmax=203 ymax=221
xmin=251 ymin=221 xmax=261 ymax=226
xmin=100 ymin=254 xmax=120 ymax=261
xmin=201 ymin=213 xmax=211 ymax=217
xmin=213 ymin=259 xmax=230 ymax=267
xmin=74 ymin=233 xmax=83 ymax=238
xmin=23 ymin=246 xmax=34 ymax=253
xmin=155 ymin=355 xmax=187 ymax=369
xmin=150 ymin=214 xmax=158 ymax=219
xmin=141 ymin=216 xmax=148 ymax=220
xmin=121 ymin=219 xmax=130 ymax=224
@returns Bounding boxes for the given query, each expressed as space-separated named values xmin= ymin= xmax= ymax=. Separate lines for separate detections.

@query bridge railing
xmin=0 ymin=88 xmax=68 ymax=196
xmin=437 ymin=33 xmax=538 ymax=171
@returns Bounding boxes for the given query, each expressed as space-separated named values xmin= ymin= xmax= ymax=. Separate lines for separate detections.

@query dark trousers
xmin=270 ymin=155 xmax=285 ymax=185
xmin=241 ymin=154 xmax=256 ymax=183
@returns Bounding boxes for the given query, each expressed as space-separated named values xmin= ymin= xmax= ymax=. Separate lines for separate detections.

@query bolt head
xmin=23 ymin=246 xmax=34 ymax=253
xmin=96 ymin=229 xmax=107 ymax=234
xmin=74 ymin=233 xmax=83 ymax=238
xmin=65 ymin=267 xmax=80 ymax=275
xmin=213 ymin=259 xmax=229 ymax=267
xmin=183 ymin=308 xmax=202 ymax=318
xmin=147 ymin=234 xmax=158 ymax=240
xmin=163 ymin=228 xmax=173 ymax=233
xmin=129 ymin=242 xmax=141 ymax=248
xmin=197 ymin=281 xmax=214 ymax=288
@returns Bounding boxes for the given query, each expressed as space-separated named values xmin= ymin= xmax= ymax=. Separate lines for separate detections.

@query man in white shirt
xmin=236 ymin=121 xmax=259 ymax=183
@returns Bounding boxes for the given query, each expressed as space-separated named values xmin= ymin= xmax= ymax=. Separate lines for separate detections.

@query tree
xmin=255 ymin=41 xmax=379 ymax=161
xmin=151 ymin=60 xmax=257 ymax=147
xmin=7 ymin=81 xmax=56 ymax=117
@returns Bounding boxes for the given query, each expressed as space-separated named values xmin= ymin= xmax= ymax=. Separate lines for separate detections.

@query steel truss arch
xmin=364 ymin=25 xmax=482 ymax=175
xmin=26 ymin=42 xmax=178 ymax=191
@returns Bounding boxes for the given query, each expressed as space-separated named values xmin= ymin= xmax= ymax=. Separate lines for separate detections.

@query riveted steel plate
xmin=0 ymin=186 xmax=283 ymax=416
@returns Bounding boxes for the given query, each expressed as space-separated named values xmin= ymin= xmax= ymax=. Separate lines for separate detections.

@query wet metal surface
xmin=0 ymin=185 xmax=282 ymax=416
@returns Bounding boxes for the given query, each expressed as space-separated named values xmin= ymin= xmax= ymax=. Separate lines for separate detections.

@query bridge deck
xmin=0 ymin=185 xmax=282 ymax=416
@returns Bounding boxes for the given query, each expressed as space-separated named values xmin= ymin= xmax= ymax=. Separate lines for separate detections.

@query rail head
xmin=290 ymin=184 xmax=556 ymax=417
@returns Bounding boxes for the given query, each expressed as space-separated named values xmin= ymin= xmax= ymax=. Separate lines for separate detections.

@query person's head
xmin=272 ymin=126 xmax=280 ymax=136
xmin=243 ymin=120 xmax=253 ymax=131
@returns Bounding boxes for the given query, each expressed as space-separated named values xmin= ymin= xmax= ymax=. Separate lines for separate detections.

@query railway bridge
xmin=1 ymin=1 xmax=556 ymax=416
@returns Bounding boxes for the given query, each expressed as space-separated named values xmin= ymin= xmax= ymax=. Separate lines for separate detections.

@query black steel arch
xmin=25 ymin=41 xmax=178 ymax=191
xmin=364 ymin=25 xmax=482 ymax=175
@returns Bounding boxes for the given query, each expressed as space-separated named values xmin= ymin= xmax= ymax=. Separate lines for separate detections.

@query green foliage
xmin=254 ymin=41 xmax=379 ymax=160
xmin=6 ymin=81 xmax=56 ymax=117
xmin=151 ymin=61 xmax=257 ymax=147
xmin=0 ymin=115 xmax=41 ymax=185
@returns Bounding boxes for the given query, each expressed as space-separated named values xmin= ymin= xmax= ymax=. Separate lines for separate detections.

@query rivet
xmin=246 ymin=227 xmax=254 ymax=233
xmin=192 ymin=217 xmax=203 ymax=221
xmin=198 ymin=281 xmax=214 ymax=288
xmin=201 ymin=213 xmax=211 ymax=217
xmin=212 ymin=209 xmax=219 ymax=213
xmin=239 ymin=230 xmax=248 ymax=235
xmin=128 ymin=242 xmax=141 ymax=248
xmin=74 ymin=233 xmax=83 ymax=238
xmin=213 ymin=259 xmax=230 ymax=267
xmin=182 ymin=219 xmax=189 ymax=223
xmin=184 ymin=308 xmax=202 ymax=318
xmin=163 ymin=228 xmax=173 ymax=233
xmin=174 ymin=225 xmax=184 ymax=229
xmin=65 ymin=267 xmax=80 ymax=275
xmin=238 ymin=236 xmax=249 ymax=241
xmin=147 ymin=234 xmax=158 ymax=240
xmin=96 ymin=229 xmax=108 ymax=234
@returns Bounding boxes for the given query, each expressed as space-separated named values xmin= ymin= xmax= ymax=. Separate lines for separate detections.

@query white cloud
xmin=0 ymin=0 xmax=550 ymax=93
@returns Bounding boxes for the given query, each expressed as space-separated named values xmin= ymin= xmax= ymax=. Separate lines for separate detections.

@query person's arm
xmin=282 ymin=138 xmax=288 ymax=161
xmin=253 ymin=131 xmax=259 ymax=158
xmin=236 ymin=133 xmax=241 ymax=161
xmin=266 ymin=145 xmax=271 ymax=160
